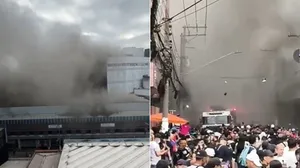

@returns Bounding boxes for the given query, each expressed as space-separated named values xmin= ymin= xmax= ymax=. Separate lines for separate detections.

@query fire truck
xmin=201 ymin=106 xmax=237 ymax=128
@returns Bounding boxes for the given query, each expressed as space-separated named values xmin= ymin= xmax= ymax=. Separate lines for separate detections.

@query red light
xmin=233 ymin=108 xmax=236 ymax=111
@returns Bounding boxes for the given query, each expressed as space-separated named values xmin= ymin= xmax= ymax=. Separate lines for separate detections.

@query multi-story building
xmin=0 ymin=101 xmax=149 ymax=150
xmin=107 ymin=55 xmax=149 ymax=96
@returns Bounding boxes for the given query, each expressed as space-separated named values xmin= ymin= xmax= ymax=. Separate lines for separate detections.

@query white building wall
xmin=121 ymin=47 xmax=144 ymax=57
xmin=107 ymin=56 xmax=149 ymax=93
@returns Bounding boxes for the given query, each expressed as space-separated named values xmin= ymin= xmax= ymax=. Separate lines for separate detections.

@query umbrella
xmin=151 ymin=113 xmax=188 ymax=124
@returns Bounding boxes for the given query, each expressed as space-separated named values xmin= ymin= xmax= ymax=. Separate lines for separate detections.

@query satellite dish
xmin=293 ymin=49 xmax=300 ymax=63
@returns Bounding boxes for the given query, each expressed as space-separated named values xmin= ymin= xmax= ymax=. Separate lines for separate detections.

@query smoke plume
xmin=0 ymin=0 xmax=140 ymax=114
xmin=179 ymin=0 xmax=300 ymax=124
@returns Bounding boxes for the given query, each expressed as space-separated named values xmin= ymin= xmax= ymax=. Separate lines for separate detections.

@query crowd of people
xmin=150 ymin=122 xmax=300 ymax=168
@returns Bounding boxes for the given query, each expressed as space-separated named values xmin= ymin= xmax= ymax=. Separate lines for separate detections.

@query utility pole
xmin=161 ymin=0 xmax=171 ymax=133
xmin=178 ymin=25 xmax=206 ymax=116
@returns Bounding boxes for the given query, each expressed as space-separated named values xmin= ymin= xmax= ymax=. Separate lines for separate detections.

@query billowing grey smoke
xmin=181 ymin=0 xmax=300 ymax=124
xmin=0 ymin=0 xmax=139 ymax=115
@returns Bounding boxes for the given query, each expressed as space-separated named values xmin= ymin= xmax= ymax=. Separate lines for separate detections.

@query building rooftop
xmin=27 ymin=150 xmax=61 ymax=168
xmin=0 ymin=159 xmax=29 ymax=168
xmin=0 ymin=150 xmax=60 ymax=168
xmin=58 ymin=139 xmax=149 ymax=168
xmin=0 ymin=102 xmax=148 ymax=120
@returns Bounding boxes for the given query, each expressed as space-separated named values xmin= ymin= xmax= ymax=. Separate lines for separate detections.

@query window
xmin=203 ymin=116 xmax=229 ymax=125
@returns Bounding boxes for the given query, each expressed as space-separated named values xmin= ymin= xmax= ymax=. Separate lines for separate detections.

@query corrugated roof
xmin=27 ymin=151 xmax=61 ymax=168
xmin=0 ymin=159 xmax=29 ymax=168
xmin=58 ymin=140 xmax=149 ymax=168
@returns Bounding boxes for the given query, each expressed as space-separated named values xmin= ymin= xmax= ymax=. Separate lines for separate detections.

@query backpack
xmin=238 ymin=145 xmax=254 ymax=167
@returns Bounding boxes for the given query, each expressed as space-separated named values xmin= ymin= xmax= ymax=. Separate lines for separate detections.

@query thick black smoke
xmin=175 ymin=0 xmax=300 ymax=124
xmin=0 ymin=0 xmax=140 ymax=113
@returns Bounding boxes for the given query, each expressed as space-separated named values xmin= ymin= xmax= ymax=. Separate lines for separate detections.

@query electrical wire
xmin=182 ymin=0 xmax=190 ymax=34
xmin=152 ymin=0 xmax=186 ymax=98
xmin=194 ymin=0 xmax=198 ymax=32
xmin=157 ymin=32 xmax=184 ymax=89
xmin=156 ymin=31 xmax=184 ymax=98
xmin=158 ymin=0 xmax=204 ymax=26
xmin=204 ymin=0 xmax=208 ymax=35
xmin=171 ymin=0 xmax=221 ymax=23
xmin=150 ymin=0 xmax=159 ymax=61
xmin=171 ymin=29 xmax=179 ymax=58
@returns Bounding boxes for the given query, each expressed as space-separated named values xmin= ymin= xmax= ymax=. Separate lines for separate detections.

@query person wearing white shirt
xmin=247 ymin=149 xmax=262 ymax=168
xmin=246 ymin=135 xmax=262 ymax=168
xmin=150 ymin=134 xmax=168 ymax=168
xmin=283 ymin=138 xmax=298 ymax=168
xmin=274 ymin=143 xmax=285 ymax=164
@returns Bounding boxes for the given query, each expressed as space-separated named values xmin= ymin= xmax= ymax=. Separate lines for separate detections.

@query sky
xmin=13 ymin=0 xmax=149 ymax=48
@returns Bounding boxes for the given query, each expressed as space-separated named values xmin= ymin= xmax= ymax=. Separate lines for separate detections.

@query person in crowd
xmin=261 ymin=141 xmax=269 ymax=150
xmin=174 ymin=138 xmax=192 ymax=165
xmin=197 ymin=139 xmax=207 ymax=151
xmin=281 ymin=136 xmax=289 ymax=154
xmin=169 ymin=129 xmax=179 ymax=154
xmin=284 ymin=138 xmax=298 ymax=168
xmin=245 ymin=135 xmax=261 ymax=168
xmin=257 ymin=150 xmax=274 ymax=168
xmin=151 ymin=134 xmax=169 ymax=168
xmin=274 ymin=143 xmax=285 ymax=164
xmin=215 ymin=138 xmax=233 ymax=168
xmin=205 ymin=147 xmax=215 ymax=158
xmin=295 ymin=148 xmax=300 ymax=168
xmin=176 ymin=159 xmax=188 ymax=168
xmin=204 ymin=157 xmax=222 ymax=168
xmin=152 ymin=122 xmax=300 ymax=168
xmin=180 ymin=122 xmax=191 ymax=137
xmin=234 ymin=134 xmax=248 ymax=164
xmin=269 ymin=160 xmax=283 ymax=168
xmin=268 ymin=144 xmax=276 ymax=154
xmin=187 ymin=150 xmax=208 ymax=168
xmin=156 ymin=159 xmax=170 ymax=168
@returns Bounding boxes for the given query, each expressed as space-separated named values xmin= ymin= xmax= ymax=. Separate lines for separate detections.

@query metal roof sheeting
xmin=27 ymin=152 xmax=61 ymax=168
xmin=58 ymin=141 xmax=149 ymax=168
xmin=0 ymin=151 xmax=60 ymax=168
xmin=0 ymin=160 xmax=29 ymax=168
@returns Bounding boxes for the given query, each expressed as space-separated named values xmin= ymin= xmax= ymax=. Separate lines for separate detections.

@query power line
xmin=158 ymin=0 xmax=204 ymax=26
xmin=171 ymin=0 xmax=221 ymax=23
xmin=183 ymin=51 xmax=242 ymax=75
xmin=194 ymin=0 xmax=198 ymax=29
xmin=182 ymin=0 xmax=190 ymax=33
xmin=204 ymin=0 xmax=208 ymax=35
xmin=150 ymin=0 xmax=159 ymax=61
xmin=171 ymin=29 xmax=179 ymax=57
